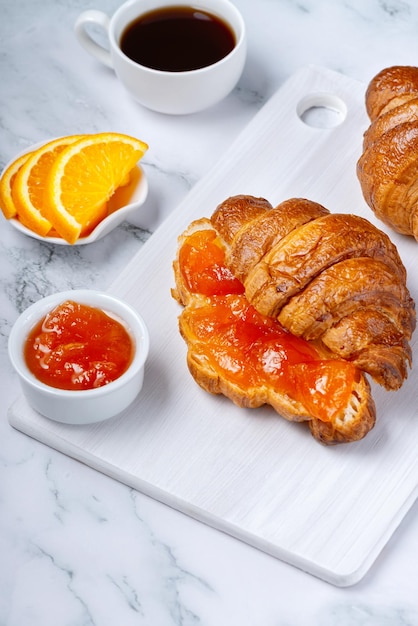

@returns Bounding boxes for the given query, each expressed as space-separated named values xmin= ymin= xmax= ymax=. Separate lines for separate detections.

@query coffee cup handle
xmin=74 ymin=10 xmax=114 ymax=69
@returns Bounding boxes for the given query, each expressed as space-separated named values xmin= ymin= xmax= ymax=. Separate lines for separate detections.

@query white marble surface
xmin=1 ymin=0 xmax=418 ymax=624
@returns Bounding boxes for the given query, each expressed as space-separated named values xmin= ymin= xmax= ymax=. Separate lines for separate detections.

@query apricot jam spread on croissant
xmin=178 ymin=228 xmax=358 ymax=422
xmin=179 ymin=229 xmax=244 ymax=296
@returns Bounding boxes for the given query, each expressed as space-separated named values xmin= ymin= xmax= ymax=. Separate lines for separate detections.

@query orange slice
xmin=0 ymin=151 xmax=34 ymax=219
xmin=11 ymin=135 xmax=83 ymax=237
xmin=43 ymin=132 xmax=148 ymax=244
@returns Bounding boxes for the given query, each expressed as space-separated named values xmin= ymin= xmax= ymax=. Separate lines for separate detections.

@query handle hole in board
xmin=297 ymin=93 xmax=347 ymax=128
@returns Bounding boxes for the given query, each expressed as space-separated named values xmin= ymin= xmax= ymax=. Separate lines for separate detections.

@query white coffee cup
xmin=75 ymin=0 xmax=246 ymax=115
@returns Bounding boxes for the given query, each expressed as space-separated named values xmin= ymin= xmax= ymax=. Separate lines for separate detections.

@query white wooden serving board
xmin=9 ymin=66 xmax=418 ymax=587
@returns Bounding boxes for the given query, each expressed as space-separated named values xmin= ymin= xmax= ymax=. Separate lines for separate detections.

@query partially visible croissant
xmin=357 ymin=65 xmax=418 ymax=239
xmin=211 ymin=195 xmax=415 ymax=391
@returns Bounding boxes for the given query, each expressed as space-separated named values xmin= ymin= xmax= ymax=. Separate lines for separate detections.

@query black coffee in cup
xmin=120 ymin=6 xmax=236 ymax=72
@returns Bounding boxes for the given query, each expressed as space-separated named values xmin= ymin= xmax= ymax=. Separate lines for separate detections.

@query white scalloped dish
xmin=5 ymin=141 xmax=148 ymax=245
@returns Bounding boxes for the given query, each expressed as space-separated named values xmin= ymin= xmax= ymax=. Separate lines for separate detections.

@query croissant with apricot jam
xmin=357 ymin=65 xmax=418 ymax=239
xmin=172 ymin=196 xmax=415 ymax=445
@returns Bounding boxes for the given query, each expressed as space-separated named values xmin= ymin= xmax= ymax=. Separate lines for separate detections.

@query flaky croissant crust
xmin=210 ymin=195 xmax=415 ymax=391
xmin=358 ymin=65 xmax=418 ymax=240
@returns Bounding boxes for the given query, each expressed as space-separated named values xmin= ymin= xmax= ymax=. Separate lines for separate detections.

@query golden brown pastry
xmin=364 ymin=66 xmax=418 ymax=121
xmin=173 ymin=216 xmax=376 ymax=445
xmin=214 ymin=197 xmax=330 ymax=282
xmin=210 ymin=196 xmax=415 ymax=391
xmin=357 ymin=65 xmax=418 ymax=239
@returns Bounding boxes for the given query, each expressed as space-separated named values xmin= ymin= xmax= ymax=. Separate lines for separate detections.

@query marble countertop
xmin=2 ymin=0 xmax=418 ymax=624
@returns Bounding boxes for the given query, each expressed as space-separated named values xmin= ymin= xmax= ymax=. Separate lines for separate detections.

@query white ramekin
xmin=8 ymin=289 xmax=149 ymax=424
